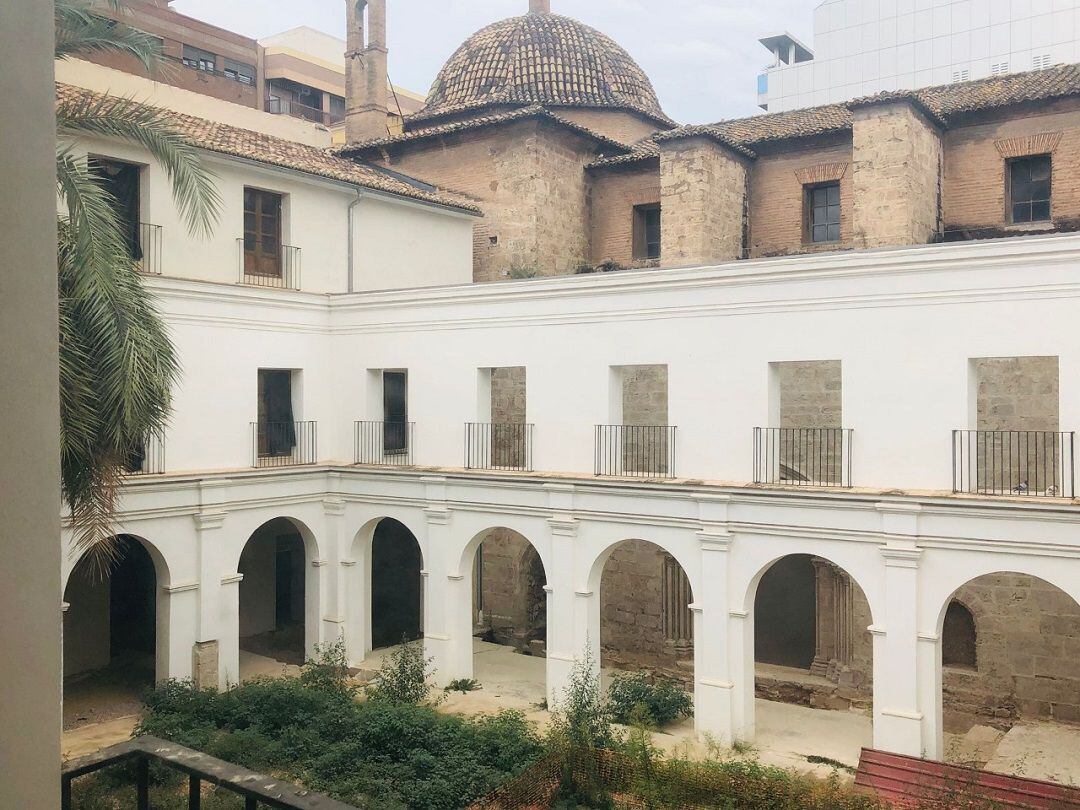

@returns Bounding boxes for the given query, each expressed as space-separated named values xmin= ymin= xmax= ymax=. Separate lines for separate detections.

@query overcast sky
xmin=169 ymin=0 xmax=817 ymax=123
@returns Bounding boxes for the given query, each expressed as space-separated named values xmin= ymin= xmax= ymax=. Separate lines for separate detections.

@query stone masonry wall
xmin=777 ymin=360 xmax=842 ymax=428
xmin=556 ymin=108 xmax=664 ymax=146
xmin=974 ymin=356 xmax=1059 ymax=432
xmin=490 ymin=367 xmax=527 ymax=424
xmin=943 ymin=573 xmax=1080 ymax=728
xmin=588 ymin=163 xmax=662 ymax=267
xmin=621 ymin=365 xmax=668 ymax=425
xmin=660 ymin=137 xmax=748 ymax=267
xmin=375 ymin=119 xmax=596 ymax=282
xmin=852 ymin=101 xmax=942 ymax=248
xmin=476 ymin=529 xmax=546 ymax=651
xmin=943 ymin=100 xmax=1080 ymax=234
xmin=749 ymin=139 xmax=854 ymax=258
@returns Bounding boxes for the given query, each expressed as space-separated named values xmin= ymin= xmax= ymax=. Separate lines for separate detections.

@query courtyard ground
xmin=61 ymin=639 xmax=1080 ymax=789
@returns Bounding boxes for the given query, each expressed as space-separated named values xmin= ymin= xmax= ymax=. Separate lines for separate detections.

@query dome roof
xmin=422 ymin=12 xmax=668 ymax=122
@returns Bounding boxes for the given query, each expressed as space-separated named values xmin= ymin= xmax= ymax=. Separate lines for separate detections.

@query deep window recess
xmin=182 ymin=44 xmax=216 ymax=72
xmin=1008 ymin=154 xmax=1051 ymax=224
xmin=244 ymin=188 xmax=283 ymax=278
xmin=223 ymin=59 xmax=255 ymax=85
xmin=632 ymin=204 xmax=661 ymax=260
xmin=383 ymin=371 xmax=408 ymax=455
xmin=257 ymin=370 xmax=294 ymax=457
xmin=88 ymin=157 xmax=142 ymax=260
xmin=942 ymin=600 xmax=977 ymax=669
xmin=806 ymin=182 xmax=841 ymax=243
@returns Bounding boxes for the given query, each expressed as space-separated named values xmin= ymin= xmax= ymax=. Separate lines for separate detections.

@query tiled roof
xmin=419 ymin=12 xmax=670 ymax=125
xmin=648 ymin=64 xmax=1080 ymax=160
xmin=335 ymin=104 xmax=633 ymax=157
xmin=55 ymin=83 xmax=480 ymax=213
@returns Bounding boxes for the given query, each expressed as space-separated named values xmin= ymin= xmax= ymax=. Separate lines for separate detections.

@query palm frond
xmin=58 ymin=93 xmax=222 ymax=238
xmin=55 ymin=0 xmax=163 ymax=75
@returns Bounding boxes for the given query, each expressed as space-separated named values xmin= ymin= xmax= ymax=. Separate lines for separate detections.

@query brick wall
xmin=749 ymin=140 xmax=854 ymax=258
xmin=943 ymin=100 xmax=1080 ymax=236
xmin=588 ymin=162 xmax=661 ymax=267
xmin=944 ymin=573 xmax=1080 ymax=727
xmin=556 ymin=108 xmax=664 ymax=146
xmin=376 ymin=119 xmax=596 ymax=282
xmin=852 ymin=101 xmax=942 ymax=248
xmin=659 ymin=137 xmax=749 ymax=266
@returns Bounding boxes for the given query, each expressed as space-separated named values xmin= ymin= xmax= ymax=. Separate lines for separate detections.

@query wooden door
xmin=244 ymin=188 xmax=282 ymax=277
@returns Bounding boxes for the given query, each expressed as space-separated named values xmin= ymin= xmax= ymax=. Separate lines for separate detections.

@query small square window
xmin=633 ymin=204 xmax=661 ymax=261
xmin=1008 ymin=155 xmax=1052 ymax=224
xmin=805 ymin=182 xmax=841 ymax=244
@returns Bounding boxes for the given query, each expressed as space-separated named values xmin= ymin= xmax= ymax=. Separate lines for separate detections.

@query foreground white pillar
xmin=545 ymin=516 xmax=579 ymax=707
xmin=0 ymin=3 xmax=61 ymax=801
xmin=694 ymin=528 xmax=736 ymax=743
xmin=421 ymin=478 xmax=455 ymax=685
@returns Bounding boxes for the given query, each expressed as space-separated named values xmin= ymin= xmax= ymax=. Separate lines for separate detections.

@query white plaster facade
xmin=757 ymin=0 xmax=1080 ymax=112
xmin=62 ymin=217 xmax=1080 ymax=762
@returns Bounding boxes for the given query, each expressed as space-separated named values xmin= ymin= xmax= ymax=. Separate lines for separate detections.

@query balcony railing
xmin=754 ymin=427 xmax=853 ymax=488
xmin=237 ymin=239 xmax=301 ymax=290
xmin=266 ymin=96 xmax=343 ymax=126
xmin=137 ymin=222 xmax=162 ymax=275
xmin=953 ymin=429 xmax=1075 ymax=497
xmin=595 ymin=424 xmax=676 ymax=478
xmin=354 ymin=421 xmax=414 ymax=466
xmin=465 ymin=422 xmax=534 ymax=471
xmin=252 ymin=421 xmax=317 ymax=468
xmin=61 ymin=735 xmax=358 ymax=810
xmin=122 ymin=428 xmax=165 ymax=476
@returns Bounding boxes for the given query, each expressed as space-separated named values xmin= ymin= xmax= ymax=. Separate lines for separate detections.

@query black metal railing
xmin=61 ymin=735 xmax=359 ymax=810
xmin=123 ymin=428 xmax=165 ymax=476
xmin=354 ymin=421 xmax=414 ymax=466
xmin=465 ymin=422 xmax=534 ymax=471
xmin=595 ymin=425 xmax=676 ymax=478
xmin=953 ymin=429 xmax=1075 ymax=497
xmin=754 ymin=427 xmax=853 ymax=487
xmin=237 ymin=239 xmax=302 ymax=290
xmin=137 ymin=222 xmax=162 ymax=275
xmin=252 ymin=421 xmax=317 ymax=468
xmin=266 ymin=96 xmax=342 ymax=126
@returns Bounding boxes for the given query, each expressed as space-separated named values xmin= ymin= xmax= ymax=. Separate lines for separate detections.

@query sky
xmin=169 ymin=0 xmax=818 ymax=123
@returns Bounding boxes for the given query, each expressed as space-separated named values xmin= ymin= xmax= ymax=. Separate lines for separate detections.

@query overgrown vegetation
xmin=74 ymin=643 xmax=542 ymax=809
xmin=606 ymin=672 xmax=693 ymax=728
xmin=446 ymin=678 xmax=481 ymax=694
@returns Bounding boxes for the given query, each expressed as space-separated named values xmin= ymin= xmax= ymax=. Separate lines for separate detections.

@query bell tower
xmin=345 ymin=0 xmax=388 ymax=143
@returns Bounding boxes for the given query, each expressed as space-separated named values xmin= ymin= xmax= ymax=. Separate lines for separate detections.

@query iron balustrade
xmin=465 ymin=422 xmax=534 ymax=471
xmin=61 ymin=735 xmax=359 ymax=810
xmin=952 ymin=429 xmax=1075 ymax=497
xmin=354 ymin=421 xmax=415 ymax=466
xmin=753 ymin=427 xmax=853 ymax=488
xmin=595 ymin=424 xmax=676 ymax=478
xmin=123 ymin=428 xmax=165 ymax=476
xmin=237 ymin=238 xmax=302 ymax=290
xmin=266 ymin=96 xmax=342 ymax=126
xmin=252 ymin=421 xmax=317 ymax=468
xmin=137 ymin=222 xmax=162 ymax=275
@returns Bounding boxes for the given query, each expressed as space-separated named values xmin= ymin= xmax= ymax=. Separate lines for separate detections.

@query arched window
xmin=942 ymin=600 xmax=977 ymax=669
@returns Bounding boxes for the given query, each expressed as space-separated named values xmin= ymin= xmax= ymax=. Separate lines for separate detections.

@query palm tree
xmin=56 ymin=0 xmax=221 ymax=571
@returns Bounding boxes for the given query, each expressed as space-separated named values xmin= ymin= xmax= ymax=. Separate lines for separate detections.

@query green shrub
xmin=364 ymin=640 xmax=436 ymax=706
xmin=444 ymin=677 xmax=480 ymax=694
xmin=607 ymin=672 xmax=693 ymax=727
xmin=300 ymin=637 xmax=357 ymax=698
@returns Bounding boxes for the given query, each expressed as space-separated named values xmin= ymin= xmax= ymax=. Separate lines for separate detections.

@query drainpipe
xmin=347 ymin=188 xmax=364 ymax=293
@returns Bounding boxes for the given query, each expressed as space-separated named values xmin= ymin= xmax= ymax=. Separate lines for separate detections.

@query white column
xmin=160 ymin=582 xmax=198 ymax=682
xmin=317 ymin=497 xmax=347 ymax=654
xmin=873 ymin=503 xmax=925 ymax=756
xmin=193 ymin=511 xmax=232 ymax=689
xmin=545 ymin=516 xmax=579 ymax=707
xmin=421 ymin=476 xmax=455 ymax=685
xmin=918 ymin=631 xmax=943 ymax=759
xmin=695 ymin=530 xmax=736 ymax=742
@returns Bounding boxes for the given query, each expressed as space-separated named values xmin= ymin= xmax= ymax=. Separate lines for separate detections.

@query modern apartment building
xmin=757 ymin=0 xmax=1080 ymax=112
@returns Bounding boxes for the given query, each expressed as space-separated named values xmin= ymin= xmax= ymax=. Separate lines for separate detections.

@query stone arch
xmin=464 ymin=527 xmax=549 ymax=655
xmin=742 ymin=552 xmax=875 ymax=758
xmin=935 ymin=571 xmax=1080 ymax=736
xmin=62 ymin=535 xmax=172 ymax=726
xmin=237 ymin=516 xmax=320 ymax=671
xmin=592 ymin=538 xmax=697 ymax=686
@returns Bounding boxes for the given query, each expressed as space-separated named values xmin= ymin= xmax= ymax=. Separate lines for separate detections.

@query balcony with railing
xmin=266 ymin=96 xmax=343 ymax=126
xmin=595 ymin=424 xmax=676 ymax=478
xmin=136 ymin=222 xmax=162 ymax=275
xmin=122 ymin=428 xmax=165 ymax=476
xmin=754 ymin=427 xmax=853 ymax=488
xmin=237 ymin=238 xmax=301 ymax=290
xmin=62 ymin=735 xmax=357 ymax=810
xmin=952 ymin=430 xmax=1075 ymax=497
xmin=252 ymin=421 xmax=317 ymax=468
xmin=354 ymin=421 xmax=414 ymax=466
xmin=465 ymin=422 xmax=533 ymax=472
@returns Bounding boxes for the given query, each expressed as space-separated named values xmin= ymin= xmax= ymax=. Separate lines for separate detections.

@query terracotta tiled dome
xmin=422 ymin=11 xmax=667 ymax=122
